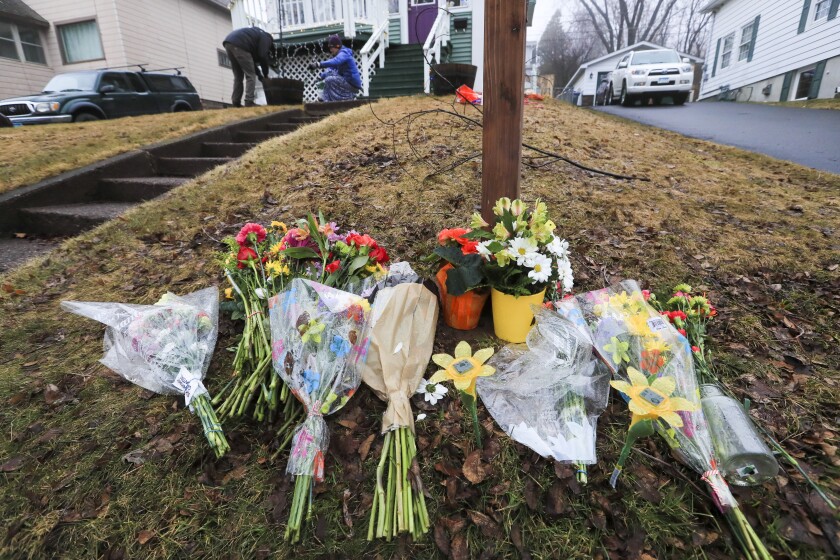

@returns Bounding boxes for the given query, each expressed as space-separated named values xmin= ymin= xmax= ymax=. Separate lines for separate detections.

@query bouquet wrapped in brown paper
xmin=361 ymin=276 xmax=439 ymax=541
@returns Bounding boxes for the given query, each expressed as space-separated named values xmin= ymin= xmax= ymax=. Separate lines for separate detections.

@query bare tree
xmin=672 ymin=0 xmax=711 ymax=57
xmin=538 ymin=10 xmax=600 ymax=89
xmin=577 ymin=0 xmax=680 ymax=52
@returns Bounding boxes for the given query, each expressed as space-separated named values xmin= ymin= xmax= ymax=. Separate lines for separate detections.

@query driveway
xmin=594 ymin=101 xmax=840 ymax=174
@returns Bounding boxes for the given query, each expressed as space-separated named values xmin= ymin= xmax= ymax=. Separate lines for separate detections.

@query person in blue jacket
xmin=223 ymin=26 xmax=275 ymax=107
xmin=308 ymin=35 xmax=362 ymax=102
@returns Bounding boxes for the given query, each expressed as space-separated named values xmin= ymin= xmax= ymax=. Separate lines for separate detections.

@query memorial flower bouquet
xmin=268 ymin=278 xmax=371 ymax=543
xmin=62 ymin=287 xmax=229 ymax=457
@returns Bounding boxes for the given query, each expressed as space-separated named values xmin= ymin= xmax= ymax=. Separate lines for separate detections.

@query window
xmin=738 ymin=22 xmax=753 ymax=61
xmin=99 ymin=73 xmax=132 ymax=92
xmin=17 ymin=25 xmax=45 ymax=64
xmin=217 ymin=48 xmax=231 ymax=68
xmin=127 ymin=73 xmax=147 ymax=92
xmin=720 ymin=33 xmax=734 ymax=68
xmin=388 ymin=0 xmax=399 ymax=13
xmin=57 ymin=20 xmax=104 ymax=64
xmin=0 ymin=21 xmax=18 ymax=60
xmin=814 ymin=0 xmax=830 ymax=19
xmin=794 ymin=69 xmax=814 ymax=99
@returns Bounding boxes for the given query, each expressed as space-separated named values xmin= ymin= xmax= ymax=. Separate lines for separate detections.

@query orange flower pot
xmin=434 ymin=264 xmax=489 ymax=330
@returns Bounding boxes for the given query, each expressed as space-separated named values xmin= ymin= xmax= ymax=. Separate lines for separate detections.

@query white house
xmin=565 ymin=41 xmax=703 ymax=106
xmin=698 ymin=0 xmax=840 ymax=102
xmin=230 ymin=0 xmax=538 ymax=100
xmin=0 ymin=0 xmax=233 ymax=104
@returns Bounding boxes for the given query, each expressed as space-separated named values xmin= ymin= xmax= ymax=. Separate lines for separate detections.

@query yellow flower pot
xmin=490 ymin=288 xmax=546 ymax=343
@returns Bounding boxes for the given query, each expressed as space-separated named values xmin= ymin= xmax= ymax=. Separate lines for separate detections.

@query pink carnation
xmin=236 ymin=223 xmax=267 ymax=246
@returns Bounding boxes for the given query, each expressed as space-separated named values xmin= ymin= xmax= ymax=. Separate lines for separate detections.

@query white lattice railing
xmin=269 ymin=51 xmax=371 ymax=102
xmin=229 ymin=0 xmax=385 ymax=38
xmin=423 ymin=0 xmax=450 ymax=93
xmin=360 ymin=20 xmax=389 ymax=96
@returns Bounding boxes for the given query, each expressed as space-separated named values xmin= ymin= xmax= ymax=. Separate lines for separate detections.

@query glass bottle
xmin=700 ymin=384 xmax=779 ymax=486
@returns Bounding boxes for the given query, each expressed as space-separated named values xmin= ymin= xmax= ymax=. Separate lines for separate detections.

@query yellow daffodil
xmin=224 ymin=287 xmax=234 ymax=299
xmin=430 ymin=341 xmax=495 ymax=397
xmin=625 ymin=313 xmax=654 ymax=337
xmin=610 ymin=367 xmax=698 ymax=428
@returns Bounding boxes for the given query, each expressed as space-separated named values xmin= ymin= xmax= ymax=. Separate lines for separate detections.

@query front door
xmin=408 ymin=0 xmax=437 ymax=44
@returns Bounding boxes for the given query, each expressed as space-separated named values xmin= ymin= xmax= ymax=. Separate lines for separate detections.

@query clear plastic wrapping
xmin=268 ymin=278 xmax=370 ymax=480
xmin=561 ymin=280 xmax=737 ymax=509
xmin=476 ymin=307 xmax=609 ymax=464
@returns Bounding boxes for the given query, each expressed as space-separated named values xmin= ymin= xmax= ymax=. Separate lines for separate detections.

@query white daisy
xmin=546 ymin=236 xmax=569 ymax=258
xmin=509 ymin=236 xmax=539 ymax=266
xmin=527 ymin=253 xmax=552 ymax=284
xmin=477 ymin=240 xmax=493 ymax=261
xmin=416 ymin=378 xmax=448 ymax=405
xmin=556 ymin=258 xmax=574 ymax=293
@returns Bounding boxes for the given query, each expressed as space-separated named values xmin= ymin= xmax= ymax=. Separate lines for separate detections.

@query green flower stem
xmin=193 ymin=394 xmax=229 ymax=458
xmin=285 ymin=474 xmax=312 ymax=543
xmin=576 ymin=463 xmax=588 ymax=485
xmin=459 ymin=391 xmax=482 ymax=448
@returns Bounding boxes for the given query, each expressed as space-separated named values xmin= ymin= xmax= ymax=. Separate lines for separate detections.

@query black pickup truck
xmin=0 ymin=69 xmax=202 ymax=125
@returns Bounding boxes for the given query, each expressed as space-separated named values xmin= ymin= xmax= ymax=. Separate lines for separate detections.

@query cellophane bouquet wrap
xmin=61 ymin=287 xmax=229 ymax=457
xmin=477 ymin=307 xmax=609 ymax=479
xmin=360 ymin=265 xmax=437 ymax=541
xmin=268 ymin=278 xmax=370 ymax=543
xmin=568 ymin=280 xmax=771 ymax=560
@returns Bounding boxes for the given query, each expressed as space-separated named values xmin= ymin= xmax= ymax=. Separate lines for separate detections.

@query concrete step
xmin=289 ymin=116 xmax=321 ymax=125
xmin=96 ymin=176 xmax=188 ymax=202
xmin=156 ymin=157 xmax=234 ymax=177
xmin=19 ymin=202 xmax=137 ymax=236
xmin=304 ymin=99 xmax=368 ymax=115
xmin=201 ymin=142 xmax=257 ymax=157
xmin=266 ymin=122 xmax=300 ymax=132
xmin=0 ymin=236 xmax=61 ymax=274
xmin=233 ymin=130 xmax=285 ymax=143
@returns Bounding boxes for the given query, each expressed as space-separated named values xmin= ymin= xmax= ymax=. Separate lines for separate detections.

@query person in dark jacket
xmin=307 ymin=35 xmax=362 ymax=102
xmin=223 ymin=27 xmax=275 ymax=107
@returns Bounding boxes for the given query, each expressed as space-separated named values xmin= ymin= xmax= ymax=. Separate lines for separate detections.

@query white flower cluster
xmin=478 ymin=234 xmax=574 ymax=291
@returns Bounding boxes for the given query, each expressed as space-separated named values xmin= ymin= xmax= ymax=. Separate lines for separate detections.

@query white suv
xmin=608 ymin=49 xmax=693 ymax=106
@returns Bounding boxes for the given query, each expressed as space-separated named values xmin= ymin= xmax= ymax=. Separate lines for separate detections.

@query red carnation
xmin=641 ymin=289 xmax=651 ymax=301
xmin=370 ymin=246 xmax=389 ymax=264
xmin=325 ymin=259 xmax=341 ymax=274
xmin=236 ymin=246 xmax=258 ymax=268
xmin=691 ymin=346 xmax=700 ymax=353
xmin=677 ymin=328 xmax=687 ymax=337
xmin=236 ymin=223 xmax=267 ymax=246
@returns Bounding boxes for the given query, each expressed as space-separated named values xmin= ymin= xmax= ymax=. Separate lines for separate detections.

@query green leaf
xmin=280 ymin=247 xmax=320 ymax=260
xmin=463 ymin=229 xmax=492 ymax=240
xmin=348 ymin=254 xmax=370 ymax=274
xmin=445 ymin=266 xmax=485 ymax=296
xmin=433 ymin=245 xmax=483 ymax=268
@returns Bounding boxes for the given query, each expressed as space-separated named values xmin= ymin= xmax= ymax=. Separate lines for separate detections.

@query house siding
xmin=388 ymin=15 xmax=401 ymax=45
xmin=448 ymin=12 xmax=471 ymax=65
xmin=700 ymin=0 xmax=840 ymax=101
xmin=0 ymin=23 xmax=54 ymax=98
xmin=114 ymin=0 xmax=231 ymax=103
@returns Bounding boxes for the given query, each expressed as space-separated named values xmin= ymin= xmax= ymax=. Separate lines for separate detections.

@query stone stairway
xmin=0 ymin=101 xmax=366 ymax=273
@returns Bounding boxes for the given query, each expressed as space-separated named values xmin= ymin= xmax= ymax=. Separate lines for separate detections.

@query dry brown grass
xmin=0 ymin=96 xmax=838 ymax=559
xmin=0 ymin=105 xmax=283 ymax=195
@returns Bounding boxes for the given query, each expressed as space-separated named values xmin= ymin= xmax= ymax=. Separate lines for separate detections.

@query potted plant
xmin=468 ymin=198 xmax=574 ymax=342
xmin=431 ymin=227 xmax=488 ymax=330
xmin=430 ymin=63 xmax=478 ymax=96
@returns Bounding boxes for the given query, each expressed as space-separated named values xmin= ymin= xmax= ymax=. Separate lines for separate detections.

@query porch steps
xmin=0 ymin=105 xmax=360 ymax=269
xmin=369 ymin=44 xmax=425 ymax=98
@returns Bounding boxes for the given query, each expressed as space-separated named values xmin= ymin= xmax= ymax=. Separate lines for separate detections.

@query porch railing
xmin=229 ymin=0 xmax=385 ymax=38
xmin=360 ymin=19 xmax=389 ymax=96
xmin=423 ymin=1 xmax=450 ymax=94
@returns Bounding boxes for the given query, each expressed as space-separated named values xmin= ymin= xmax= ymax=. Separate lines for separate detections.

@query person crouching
xmin=308 ymin=35 xmax=362 ymax=102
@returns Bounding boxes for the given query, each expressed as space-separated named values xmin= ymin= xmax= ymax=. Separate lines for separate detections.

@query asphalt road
xmin=594 ymin=101 xmax=840 ymax=174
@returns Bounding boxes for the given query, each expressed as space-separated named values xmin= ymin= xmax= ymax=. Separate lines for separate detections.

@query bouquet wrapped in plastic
xmin=477 ymin=307 xmax=609 ymax=482
xmin=566 ymin=280 xmax=771 ymax=560
xmin=359 ymin=264 xmax=437 ymax=541
xmin=268 ymin=278 xmax=370 ymax=543
xmin=61 ymin=287 xmax=229 ymax=457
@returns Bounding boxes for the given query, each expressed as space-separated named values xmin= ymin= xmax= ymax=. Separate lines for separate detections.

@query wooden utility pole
xmin=481 ymin=0 xmax=527 ymax=224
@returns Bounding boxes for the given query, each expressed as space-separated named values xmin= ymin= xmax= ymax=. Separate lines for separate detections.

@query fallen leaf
xmin=14 ymin=233 xmax=27 ymax=239
xmin=137 ymin=530 xmax=154 ymax=545
xmin=222 ymin=465 xmax=247 ymax=485
xmin=358 ymin=434 xmax=376 ymax=462
xmin=0 ymin=456 xmax=25 ymax=472
xmin=451 ymin=532 xmax=468 ymax=560
xmin=44 ymin=384 xmax=65 ymax=405
xmin=524 ymin=477 xmax=539 ymax=511
xmin=433 ymin=522 xmax=450 ymax=556
xmin=439 ymin=515 xmax=467 ymax=534
xmin=545 ymin=481 xmax=566 ymax=515
xmin=467 ymin=510 xmax=499 ymax=537
xmin=337 ymin=419 xmax=358 ymax=430
xmin=510 ymin=523 xmax=531 ymax=560
xmin=462 ymin=451 xmax=489 ymax=484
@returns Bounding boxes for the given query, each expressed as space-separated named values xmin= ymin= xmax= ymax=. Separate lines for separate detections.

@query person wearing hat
xmin=222 ymin=26 xmax=276 ymax=107
xmin=307 ymin=35 xmax=362 ymax=102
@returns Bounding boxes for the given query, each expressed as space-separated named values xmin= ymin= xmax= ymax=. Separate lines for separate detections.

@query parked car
xmin=0 ymin=69 xmax=202 ymax=125
xmin=608 ymin=49 xmax=693 ymax=106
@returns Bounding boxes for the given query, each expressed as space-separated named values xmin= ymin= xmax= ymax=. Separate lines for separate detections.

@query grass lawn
xmin=1 ymin=96 xmax=838 ymax=559
xmin=0 ymin=105 xmax=283 ymax=195
xmin=770 ymin=97 xmax=840 ymax=110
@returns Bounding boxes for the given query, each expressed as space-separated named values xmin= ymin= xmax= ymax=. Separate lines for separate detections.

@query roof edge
xmin=700 ymin=0 xmax=728 ymax=14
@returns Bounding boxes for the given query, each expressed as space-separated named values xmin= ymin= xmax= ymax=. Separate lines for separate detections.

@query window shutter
xmin=798 ymin=0 xmax=811 ymax=33
xmin=779 ymin=71 xmax=794 ymax=101
xmin=808 ymin=60 xmax=827 ymax=99
xmin=829 ymin=0 xmax=839 ymax=20
xmin=712 ymin=38 xmax=721 ymax=77
xmin=747 ymin=15 xmax=760 ymax=62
